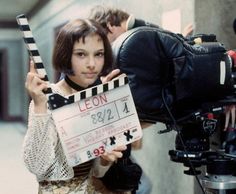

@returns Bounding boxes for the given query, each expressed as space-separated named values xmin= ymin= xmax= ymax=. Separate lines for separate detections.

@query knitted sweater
xmin=22 ymin=84 xmax=110 ymax=182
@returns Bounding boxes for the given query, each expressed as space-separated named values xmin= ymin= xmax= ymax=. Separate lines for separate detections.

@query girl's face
xmin=69 ymin=34 xmax=105 ymax=88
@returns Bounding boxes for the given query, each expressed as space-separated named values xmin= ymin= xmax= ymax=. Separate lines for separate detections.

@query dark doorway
xmin=0 ymin=49 xmax=8 ymax=120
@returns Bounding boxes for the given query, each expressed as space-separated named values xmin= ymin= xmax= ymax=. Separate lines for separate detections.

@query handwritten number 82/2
xmin=91 ymin=109 xmax=114 ymax=124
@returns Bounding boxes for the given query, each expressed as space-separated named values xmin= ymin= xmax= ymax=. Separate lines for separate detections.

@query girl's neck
xmin=64 ymin=75 xmax=85 ymax=91
xmin=56 ymin=75 xmax=101 ymax=95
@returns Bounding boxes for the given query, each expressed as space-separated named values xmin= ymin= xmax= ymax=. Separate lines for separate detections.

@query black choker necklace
xmin=64 ymin=76 xmax=85 ymax=91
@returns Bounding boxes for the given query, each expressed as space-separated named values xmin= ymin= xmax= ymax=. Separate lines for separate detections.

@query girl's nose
xmin=87 ymin=56 xmax=95 ymax=69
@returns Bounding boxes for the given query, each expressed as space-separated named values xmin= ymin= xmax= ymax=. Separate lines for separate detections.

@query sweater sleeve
xmin=22 ymin=101 xmax=59 ymax=177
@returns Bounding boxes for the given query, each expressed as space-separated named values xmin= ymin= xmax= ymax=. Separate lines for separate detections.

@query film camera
xmin=112 ymin=26 xmax=236 ymax=193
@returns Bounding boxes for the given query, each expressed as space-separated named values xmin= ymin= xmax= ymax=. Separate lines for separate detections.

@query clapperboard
xmin=16 ymin=14 xmax=143 ymax=167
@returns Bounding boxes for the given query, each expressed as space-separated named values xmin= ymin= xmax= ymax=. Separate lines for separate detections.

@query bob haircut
xmin=53 ymin=19 xmax=113 ymax=76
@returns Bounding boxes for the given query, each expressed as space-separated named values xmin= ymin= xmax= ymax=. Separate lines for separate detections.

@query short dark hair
xmin=53 ymin=19 xmax=113 ymax=76
xmin=233 ymin=18 xmax=236 ymax=34
xmin=89 ymin=5 xmax=129 ymax=33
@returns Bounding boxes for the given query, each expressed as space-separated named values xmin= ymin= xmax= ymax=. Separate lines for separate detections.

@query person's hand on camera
xmin=25 ymin=61 xmax=48 ymax=113
xmin=182 ymin=23 xmax=194 ymax=37
xmin=224 ymin=105 xmax=235 ymax=131
xmin=100 ymin=145 xmax=127 ymax=165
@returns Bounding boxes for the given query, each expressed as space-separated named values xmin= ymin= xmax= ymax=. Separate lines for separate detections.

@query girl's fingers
xmin=101 ymin=151 xmax=123 ymax=162
xmin=25 ymin=72 xmax=47 ymax=96
xmin=31 ymin=75 xmax=47 ymax=90
xmin=29 ymin=60 xmax=45 ymax=79
xmin=101 ymin=154 xmax=116 ymax=162
xmin=26 ymin=71 xmax=46 ymax=88
xmin=113 ymin=145 xmax=127 ymax=152
xmin=29 ymin=60 xmax=37 ymax=73
xmin=111 ymin=151 xmax=123 ymax=158
xmin=25 ymin=72 xmax=35 ymax=86
xmin=101 ymin=145 xmax=127 ymax=162
xmin=100 ymin=69 xmax=121 ymax=83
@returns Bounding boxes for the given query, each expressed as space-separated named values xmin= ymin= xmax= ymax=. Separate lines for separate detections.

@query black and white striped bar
xmin=48 ymin=75 xmax=129 ymax=110
xmin=16 ymin=14 xmax=52 ymax=95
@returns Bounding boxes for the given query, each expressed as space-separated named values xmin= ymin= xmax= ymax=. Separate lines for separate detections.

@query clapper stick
xmin=16 ymin=14 xmax=53 ymax=95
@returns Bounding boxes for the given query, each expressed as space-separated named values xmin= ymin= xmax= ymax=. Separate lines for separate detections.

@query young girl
xmin=23 ymin=19 xmax=126 ymax=194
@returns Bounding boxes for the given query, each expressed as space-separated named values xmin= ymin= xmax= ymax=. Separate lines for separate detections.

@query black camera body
xmin=112 ymin=26 xmax=234 ymax=123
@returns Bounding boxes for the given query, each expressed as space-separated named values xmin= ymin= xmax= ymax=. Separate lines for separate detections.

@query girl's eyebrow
xmin=72 ymin=48 xmax=104 ymax=53
xmin=73 ymin=48 xmax=104 ymax=51
xmin=96 ymin=48 xmax=104 ymax=52
xmin=73 ymin=48 xmax=85 ymax=51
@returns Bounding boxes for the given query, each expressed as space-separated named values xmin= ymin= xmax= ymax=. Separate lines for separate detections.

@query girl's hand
xmin=100 ymin=145 xmax=127 ymax=166
xmin=25 ymin=61 xmax=48 ymax=113
xmin=100 ymin=69 xmax=121 ymax=83
xmin=100 ymin=70 xmax=128 ymax=165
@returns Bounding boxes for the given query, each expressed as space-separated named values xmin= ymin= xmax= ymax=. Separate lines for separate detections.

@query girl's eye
xmin=95 ymin=52 xmax=104 ymax=57
xmin=75 ymin=52 xmax=86 ymax=57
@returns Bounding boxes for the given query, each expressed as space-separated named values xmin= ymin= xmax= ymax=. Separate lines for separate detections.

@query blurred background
xmin=0 ymin=0 xmax=236 ymax=194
